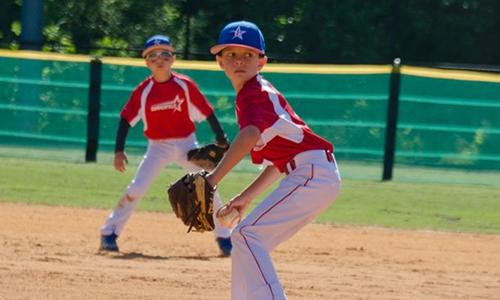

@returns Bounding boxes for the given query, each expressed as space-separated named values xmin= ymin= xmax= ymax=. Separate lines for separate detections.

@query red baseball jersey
xmin=120 ymin=72 xmax=214 ymax=139
xmin=236 ymin=75 xmax=334 ymax=171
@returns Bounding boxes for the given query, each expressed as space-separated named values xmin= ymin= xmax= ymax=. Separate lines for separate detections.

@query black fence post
xmin=85 ymin=58 xmax=102 ymax=162
xmin=382 ymin=58 xmax=402 ymax=181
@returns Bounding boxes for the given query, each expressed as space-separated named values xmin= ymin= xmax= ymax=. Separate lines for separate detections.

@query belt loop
xmin=325 ymin=150 xmax=334 ymax=162
xmin=283 ymin=159 xmax=297 ymax=175
xmin=284 ymin=150 xmax=332 ymax=175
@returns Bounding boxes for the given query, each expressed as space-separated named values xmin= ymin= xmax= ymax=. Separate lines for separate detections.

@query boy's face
xmin=145 ymin=50 xmax=175 ymax=75
xmin=216 ymin=46 xmax=267 ymax=87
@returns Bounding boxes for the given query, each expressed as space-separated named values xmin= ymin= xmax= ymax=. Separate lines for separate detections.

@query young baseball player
xmin=100 ymin=35 xmax=233 ymax=256
xmin=206 ymin=21 xmax=341 ymax=299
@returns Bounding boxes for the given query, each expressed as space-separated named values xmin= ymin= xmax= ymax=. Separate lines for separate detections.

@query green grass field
xmin=0 ymin=156 xmax=499 ymax=234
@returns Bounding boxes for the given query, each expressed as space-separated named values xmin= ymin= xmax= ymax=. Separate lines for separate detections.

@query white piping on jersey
xmin=254 ymin=76 xmax=304 ymax=151
xmin=261 ymin=159 xmax=274 ymax=166
xmin=174 ymin=77 xmax=205 ymax=123
xmin=134 ymin=79 xmax=154 ymax=130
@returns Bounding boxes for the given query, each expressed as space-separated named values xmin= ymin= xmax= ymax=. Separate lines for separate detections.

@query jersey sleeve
xmin=249 ymin=150 xmax=264 ymax=165
xmin=119 ymin=87 xmax=142 ymax=127
xmin=240 ymin=104 xmax=276 ymax=133
xmin=239 ymin=100 xmax=278 ymax=151
xmin=239 ymin=93 xmax=305 ymax=152
xmin=238 ymin=93 xmax=277 ymax=131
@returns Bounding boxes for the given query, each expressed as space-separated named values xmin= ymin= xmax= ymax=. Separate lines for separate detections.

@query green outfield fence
xmin=0 ymin=50 xmax=499 ymax=185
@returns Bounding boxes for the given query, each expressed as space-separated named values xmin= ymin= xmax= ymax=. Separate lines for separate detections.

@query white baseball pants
xmin=231 ymin=150 xmax=341 ymax=300
xmin=101 ymin=134 xmax=231 ymax=239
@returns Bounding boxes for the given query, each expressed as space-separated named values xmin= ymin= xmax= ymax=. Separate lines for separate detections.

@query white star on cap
xmin=231 ymin=26 xmax=246 ymax=40
xmin=154 ymin=39 xmax=161 ymax=45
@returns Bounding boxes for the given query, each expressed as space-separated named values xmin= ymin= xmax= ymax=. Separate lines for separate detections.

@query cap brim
xmin=142 ymin=45 xmax=175 ymax=57
xmin=210 ymin=44 xmax=265 ymax=55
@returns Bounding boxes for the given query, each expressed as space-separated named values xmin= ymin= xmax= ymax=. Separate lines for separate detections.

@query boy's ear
xmin=216 ymin=55 xmax=225 ymax=69
xmin=257 ymin=56 xmax=268 ymax=71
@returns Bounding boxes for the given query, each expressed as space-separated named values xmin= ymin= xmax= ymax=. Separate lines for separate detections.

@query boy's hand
xmin=226 ymin=194 xmax=253 ymax=220
xmin=216 ymin=142 xmax=229 ymax=150
xmin=114 ymin=152 xmax=128 ymax=173
xmin=216 ymin=204 xmax=241 ymax=228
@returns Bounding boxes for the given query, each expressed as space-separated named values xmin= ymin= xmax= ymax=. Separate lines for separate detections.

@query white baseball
xmin=216 ymin=205 xmax=240 ymax=228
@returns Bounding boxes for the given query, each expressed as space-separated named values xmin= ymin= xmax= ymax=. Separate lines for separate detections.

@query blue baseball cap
xmin=210 ymin=21 xmax=265 ymax=55
xmin=141 ymin=35 xmax=175 ymax=57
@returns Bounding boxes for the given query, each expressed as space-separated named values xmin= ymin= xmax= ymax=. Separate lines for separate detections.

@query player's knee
xmin=125 ymin=194 xmax=136 ymax=202
xmin=230 ymin=226 xmax=246 ymax=247
xmin=117 ymin=193 xmax=137 ymax=208
xmin=231 ymin=224 xmax=262 ymax=246
xmin=125 ymin=184 xmax=147 ymax=200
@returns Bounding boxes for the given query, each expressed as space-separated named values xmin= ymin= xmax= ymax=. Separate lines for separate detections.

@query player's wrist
xmin=205 ymin=173 xmax=218 ymax=187
xmin=217 ymin=142 xmax=229 ymax=149
xmin=216 ymin=134 xmax=229 ymax=147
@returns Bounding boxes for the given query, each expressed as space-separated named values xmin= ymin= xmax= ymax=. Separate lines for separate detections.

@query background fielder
xmin=99 ymin=35 xmax=232 ymax=256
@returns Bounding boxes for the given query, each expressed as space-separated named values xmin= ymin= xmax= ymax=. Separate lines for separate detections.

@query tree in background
xmin=0 ymin=0 xmax=22 ymax=49
xmin=1 ymin=0 xmax=499 ymax=65
xmin=40 ymin=0 xmax=187 ymax=56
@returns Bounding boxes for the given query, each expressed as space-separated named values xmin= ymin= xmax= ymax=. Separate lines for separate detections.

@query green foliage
xmin=0 ymin=1 xmax=19 ymax=47
xmin=11 ymin=21 xmax=21 ymax=36
xmin=2 ymin=0 xmax=500 ymax=64
xmin=92 ymin=37 xmax=130 ymax=57
xmin=42 ymin=24 xmax=76 ymax=53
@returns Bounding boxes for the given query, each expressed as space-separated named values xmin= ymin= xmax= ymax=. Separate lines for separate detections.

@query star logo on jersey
xmin=150 ymin=95 xmax=185 ymax=112
xmin=171 ymin=95 xmax=184 ymax=112
xmin=231 ymin=26 xmax=246 ymax=40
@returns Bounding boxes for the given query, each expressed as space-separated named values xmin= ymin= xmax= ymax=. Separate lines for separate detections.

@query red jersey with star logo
xmin=120 ymin=72 xmax=214 ymax=139
xmin=236 ymin=75 xmax=333 ymax=171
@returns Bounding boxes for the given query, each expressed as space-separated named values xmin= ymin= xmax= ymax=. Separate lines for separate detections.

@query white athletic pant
xmin=101 ymin=134 xmax=231 ymax=239
xmin=231 ymin=150 xmax=341 ymax=300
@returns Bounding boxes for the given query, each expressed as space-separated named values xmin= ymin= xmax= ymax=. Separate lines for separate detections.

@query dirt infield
xmin=1 ymin=202 xmax=499 ymax=300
